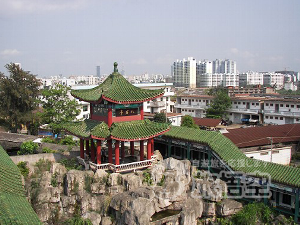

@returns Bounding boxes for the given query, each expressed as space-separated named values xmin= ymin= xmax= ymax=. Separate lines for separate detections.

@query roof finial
xmin=114 ymin=62 xmax=118 ymax=73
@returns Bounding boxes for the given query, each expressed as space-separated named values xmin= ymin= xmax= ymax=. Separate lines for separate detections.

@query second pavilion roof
xmin=63 ymin=119 xmax=170 ymax=141
xmin=71 ymin=62 xmax=164 ymax=104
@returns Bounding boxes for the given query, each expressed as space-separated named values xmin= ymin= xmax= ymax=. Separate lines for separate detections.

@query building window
xmin=270 ymin=116 xmax=273 ymax=119
xmin=256 ymin=103 xmax=259 ymax=106
xmin=252 ymin=103 xmax=255 ymax=105
xmin=238 ymin=102 xmax=241 ymax=104
xmin=260 ymin=152 xmax=269 ymax=155
xmin=286 ymin=104 xmax=289 ymax=107
xmin=234 ymin=102 xmax=237 ymax=104
xmin=291 ymin=105 xmax=294 ymax=108
xmin=83 ymin=105 xmax=88 ymax=112
xmin=243 ymin=102 xmax=245 ymax=105
xmin=166 ymin=97 xmax=169 ymax=101
xmin=266 ymin=116 xmax=269 ymax=119
xmin=230 ymin=113 xmax=232 ymax=115
xmin=297 ymin=105 xmax=300 ymax=109
xmin=161 ymin=98 xmax=163 ymax=101
xmin=192 ymin=110 xmax=194 ymax=112
xmin=189 ymin=110 xmax=191 ymax=112
xmin=266 ymin=103 xmax=269 ymax=106
xmin=275 ymin=117 xmax=278 ymax=120
xmin=280 ymin=104 xmax=284 ymax=107
xmin=196 ymin=100 xmax=198 ymax=102
xmin=270 ymin=104 xmax=273 ymax=106
xmin=192 ymin=99 xmax=194 ymax=102
xmin=282 ymin=194 xmax=292 ymax=205
xmin=280 ymin=117 xmax=283 ymax=120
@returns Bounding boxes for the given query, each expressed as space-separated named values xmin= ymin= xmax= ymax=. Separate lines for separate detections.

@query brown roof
xmin=192 ymin=117 xmax=221 ymax=127
xmin=223 ymin=124 xmax=300 ymax=148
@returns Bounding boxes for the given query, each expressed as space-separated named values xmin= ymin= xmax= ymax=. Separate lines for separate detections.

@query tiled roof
xmin=163 ymin=126 xmax=300 ymax=188
xmin=63 ymin=119 xmax=110 ymax=139
xmin=111 ymin=119 xmax=170 ymax=141
xmin=223 ymin=124 xmax=300 ymax=148
xmin=0 ymin=145 xmax=42 ymax=224
xmin=71 ymin=63 xmax=164 ymax=103
xmin=192 ymin=117 xmax=221 ymax=127
xmin=64 ymin=119 xmax=170 ymax=141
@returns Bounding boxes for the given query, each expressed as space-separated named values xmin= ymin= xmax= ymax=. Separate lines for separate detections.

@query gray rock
xmin=101 ymin=216 xmax=113 ymax=225
xmin=202 ymin=202 xmax=216 ymax=217
xmin=216 ymin=199 xmax=243 ymax=216
xmin=82 ymin=211 xmax=102 ymax=225
xmin=180 ymin=198 xmax=203 ymax=225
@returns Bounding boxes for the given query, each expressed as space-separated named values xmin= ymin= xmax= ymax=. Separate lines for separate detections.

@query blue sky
xmin=0 ymin=0 xmax=299 ymax=77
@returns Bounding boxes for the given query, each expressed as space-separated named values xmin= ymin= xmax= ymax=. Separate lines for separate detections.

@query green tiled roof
xmin=110 ymin=119 xmax=170 ymax=141
xmin=71 ymin=63 xmax=164 ymax=103
xmin=163 ymin=126 xmax=300 ymax=188
xmin=63 ymin=119 xmax=110 ymax=139
xmin=0 ymin=145 xmax=42 ymax=225
xmin=64 ymin=119 xmax=170 ymax=141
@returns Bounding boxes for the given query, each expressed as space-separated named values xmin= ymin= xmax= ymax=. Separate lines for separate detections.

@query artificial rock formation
xmin=25 ymin=157 xmax=237 ymax=225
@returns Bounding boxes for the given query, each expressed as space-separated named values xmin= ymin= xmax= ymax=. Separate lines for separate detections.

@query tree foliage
xmin=206 ymin=87 xmax=231 ymax=119
xmin=180 ymin=115 xmax=199 ymax=129
xmin=0 ymin=63 xmax=41 ymax=132
xmin=153 ymin=112 xmax=170 ymax=124
xmin=18 ymin=141 xmax=39 ymax=155
xmin=40 ymin=83 xmax=80 ymax=134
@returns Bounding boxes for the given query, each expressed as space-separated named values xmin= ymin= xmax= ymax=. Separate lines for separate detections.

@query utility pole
xmin=267 ymin=137 xmax=273 ymax=162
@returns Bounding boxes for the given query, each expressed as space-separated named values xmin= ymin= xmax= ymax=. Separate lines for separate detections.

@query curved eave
xmin=111 ymin=127 xmax=170 ymax=141
xmin=64 ymin=130 xmax=90 ymax=140
xmin=102 ymin=92 xmax=165 ymax=104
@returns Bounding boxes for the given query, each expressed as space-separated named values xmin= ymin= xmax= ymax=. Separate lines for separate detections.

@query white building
xmin=239 ymin=71 xmax=264 ymax=87
xmin=212 ymin=59 xmax=236 ymax=74
xmin=197 ymin=73 xmax=239 ymax=88
xmin=263 ymin=72 xmax=284 ymax=89
xmin=136 ymin=83 xmax=175 ymax=114
xmin=172 ymin=57 xmax=197 ymax=88
xmin=175 ymin=94 xmax=300 ymax=125
xmin=196 ymin=60 xmax=213 ymax=74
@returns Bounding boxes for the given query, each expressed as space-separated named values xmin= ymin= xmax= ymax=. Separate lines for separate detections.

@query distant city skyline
xmin=1 ymin=0 xmax=300 ymax=77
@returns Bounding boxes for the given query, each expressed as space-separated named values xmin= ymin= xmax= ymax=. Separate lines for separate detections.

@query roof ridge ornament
xmin=114 ymin=62 xmax=118 ymax=73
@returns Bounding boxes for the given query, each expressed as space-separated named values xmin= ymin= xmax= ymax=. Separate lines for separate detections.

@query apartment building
xmin=172 ymin=57 xmax=197 ymax=88
xmin=197 ymin=73 xmax=239 ymax=87
xmin=175 ymin=94 xmax=300 ymax=125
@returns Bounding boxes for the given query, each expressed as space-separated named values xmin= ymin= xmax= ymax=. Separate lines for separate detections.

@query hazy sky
xmin=0 ymin=0 xmax=299 ymax=77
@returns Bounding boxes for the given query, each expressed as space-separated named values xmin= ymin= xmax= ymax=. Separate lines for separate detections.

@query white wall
xmin=244 ymin=146 xmax=291 ymax=165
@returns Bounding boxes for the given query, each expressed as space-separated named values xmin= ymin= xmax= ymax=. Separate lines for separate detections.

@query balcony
xmin=174 ymin=103 xmax=208 ymax=110
xmin=228 ymin=108 xmax=259 ymax=114
xmin=149 ymin=101 xmax=166 ymax=108
xmin=264 ymin=110 xmax=300 ymax=117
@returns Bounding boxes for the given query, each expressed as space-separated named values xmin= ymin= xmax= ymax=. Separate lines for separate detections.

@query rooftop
xmin=192 ymin=117 xmax=222 ymax=128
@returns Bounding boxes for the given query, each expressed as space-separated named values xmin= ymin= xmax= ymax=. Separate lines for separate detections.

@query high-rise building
xmin=172 ymin=57 xmax=196 ymax=88
xmin=196 ymin=60 xmax=212 ymax=74
xmin=96 ymin=66 xmax=100 ymax=77
xmin=212 ymin=59 xmax=236 ymax=74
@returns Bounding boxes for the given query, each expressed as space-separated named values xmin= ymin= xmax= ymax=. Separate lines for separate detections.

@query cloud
xmin=0 ymin=0 xmax=90 ymax=15
xmin=1 ymin=49 xmax=21 ymax=56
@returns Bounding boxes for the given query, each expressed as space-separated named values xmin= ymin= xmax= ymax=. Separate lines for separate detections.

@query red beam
xmin=130 ymin=141 xmax=135 ymax=156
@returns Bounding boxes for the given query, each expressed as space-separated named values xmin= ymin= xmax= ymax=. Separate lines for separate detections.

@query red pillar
xmin=140 ymin=140 xmax=144 ymax=161
xmin=130 ymin=141 xmax=135 ymax=156
xmin=108 ymin=139 xmax=113 ymax=163
xmin=151 ymin=138 xmax=154 ymax=155
xmin=80 ymin=139 xmax=84 ymax=159
xmin=121 ymin=141 xmax=125 ymax=159
xmin=96 ymin=140 xmax=101 ymax=165
xmin=147 ymin=139 xmax=151 ymax=160
xmin=108 ymin=108 xmax=112 ymax=127
xmin=115 ymin=140 xmax=120 ymax=165
xmin=85 ymin=139 xmax=90 ymax=157
xmin=91 ymin=139 xmax=95 ymax=163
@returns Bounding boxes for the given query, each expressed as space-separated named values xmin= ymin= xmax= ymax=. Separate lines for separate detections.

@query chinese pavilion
xmin=64 ymin=62 xmax=170 ymax=172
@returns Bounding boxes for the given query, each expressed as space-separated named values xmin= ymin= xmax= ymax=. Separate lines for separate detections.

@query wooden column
xmin=140 ymin=105 xmax=144 ymax=119
xmin=115 ymin=140 xmax=120 ymax=165
xmin=140 ymin=140 xmax=144 ymax=161
xmin=91 ymin=140 xmax=95 ymax=163
xmin=121 ymin=141 xmax=125 ymax=159
xmin=96 ymin=140 xmax=101 ymax=165
xmin=130 ymin=141 xmax=135 ymax=156
xmin=108 ymin=139 xmax=113 ymax=163
xmin=85 ymin=139 xmax=90 ymax=157
xmin=147 ymin=139 xmax=151 ymax=160
xmin=80 ymin=139 xmax=84 ymax=159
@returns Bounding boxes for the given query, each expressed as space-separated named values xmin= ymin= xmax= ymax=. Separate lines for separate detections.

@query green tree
xmin=18 ymin=141 xmax=39 ymax=155
xmin=206 ymin=88 xmax=231 ymax=119
xmin=153 ymin=112 xmax=170 ymax=124
xmin=40 ymin=83 xmax=80 ymax=135
xmin=0 ymin=63 xmax=41 ymax=132
xmin=181 ymin=115 xmax=199 ymax=129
